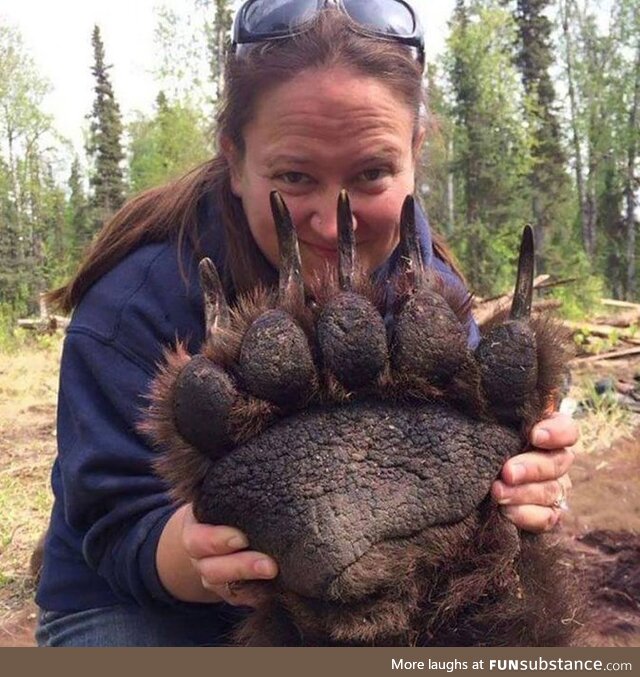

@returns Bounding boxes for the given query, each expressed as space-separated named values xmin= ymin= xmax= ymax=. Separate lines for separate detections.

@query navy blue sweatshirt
xmin=36 ymin=200 xmax=479 ymax=613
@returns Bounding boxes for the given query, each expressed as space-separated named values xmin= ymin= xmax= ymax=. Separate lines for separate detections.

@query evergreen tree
xmin=0 ymin=22 xmax=61 ymax=315
xmin=560 ymin=0 xmax=639 ymax=300
xmin=512 ymin=0 xmax=571 ymax=274
xmin=420 ymin=65 xmax=456 ymax=238
xmin=446 ymin=0 xmax=534 ymax=295
xmin=201 ymin=0 xmax=233 ymax=100
xmin=66 ymin=157 xmax=90 ymax=258
xmin=129 ymin=92 xmax=211 ymax=193
xmin=40 ymin=163 xmax=68 ymax=290
xmin=86 ymin=25 xmax=126 ymax=243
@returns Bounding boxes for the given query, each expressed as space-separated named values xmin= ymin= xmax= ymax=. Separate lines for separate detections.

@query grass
xmin=569 ymin=376 xmax=637 ymax=455
xmin=0 ymin=336 xmax=61 ymax=622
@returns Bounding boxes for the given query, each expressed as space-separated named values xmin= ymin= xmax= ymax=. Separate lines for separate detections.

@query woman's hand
xmin=181 ymin=505 xmax=278 ymax=606
xmin=156 ymin=504 xmax=278 ymax=607
xmin=491 ymin=412 xmax=578 ymax=533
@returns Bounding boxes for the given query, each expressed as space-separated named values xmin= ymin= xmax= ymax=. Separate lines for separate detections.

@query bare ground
xmin=0 ymin=341 xmax=638 ymax=647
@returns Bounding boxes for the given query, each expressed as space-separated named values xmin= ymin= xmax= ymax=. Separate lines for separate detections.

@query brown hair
xmin=50 ymin=10 xmax=463 ymax=313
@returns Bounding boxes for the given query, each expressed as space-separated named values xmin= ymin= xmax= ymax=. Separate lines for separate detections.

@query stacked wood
xmin=570 ymin=299 xmax=640 ymax=364
xmin=473 ymin=275 xmax=558 ymax=325
xmin=596 ymin=299 xmax=640 ymax=328
xmin=17 ymin=315 xmax=70 ymax=333
xmin=16 ymin=294 xmax=70 ymax=334
xmin=473 ymin=285 xmax=640 ymax=365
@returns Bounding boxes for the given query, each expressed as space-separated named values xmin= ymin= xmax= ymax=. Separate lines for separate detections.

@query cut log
xmin=17 ymin=315 xmax=69 ymax=333
xmin=532 ymin=299 xmax=563 ymax=312
xmin=474 ymin=298 xmax=562 ymax=326
xmin=595 ymin=309 xmax=640 ymax=328
xmin=533 ymin=276 xmax=578 ymax=290
xmin=474 ymin=275 xmax=550 ymax=304
xmin=601 ymin=299 xmax=640 ymax=310
xmin=473 ymin=275 xmax=573 ymax=326
xmin=564 ymin=321 xmax=640 ymax=341
xmin=571 ymin=346 xmax=640 ymax=364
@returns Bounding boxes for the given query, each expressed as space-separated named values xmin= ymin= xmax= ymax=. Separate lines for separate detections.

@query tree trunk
xmin=447 ymin=138 xmax=455 ymax=234
xmin=586 ymin=137 xmax=598 ymax=260
xmin=561 ymin=1 xmax=590 ymax=258
xmin=625 ymin=39 xmax=640 ymax=299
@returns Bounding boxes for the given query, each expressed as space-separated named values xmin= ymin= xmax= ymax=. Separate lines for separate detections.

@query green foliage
xmin=86 ymin=25 xmax=126 ymax=241
xmin=575 ymin=379 xmax=631 ymax=444
xmin=549 ymin=266 xmax=605 ymax=322
xmin=0 ymin=24 xmax=63 ymax=313
xmin=442 ymin=0 xmax=535 ymax=295
xmin=512 ymin=0 xmax=572 ymax=274
xmin=129 ymin=93 xmax=212 ymax=193
xmin=64 ymin=157 xmax=90 ymax=263
xmin=558 ymin=0 xmax=640 ymax=300
xmin=200 ymin=0 xmax=234 ymax=102
xmin=420 ymin=64 xmax=456 ymax=238
xmin=0 ymin=301 xmax=29 ymax=352
xmin=0 ymin=0 xmax=636 ymax=333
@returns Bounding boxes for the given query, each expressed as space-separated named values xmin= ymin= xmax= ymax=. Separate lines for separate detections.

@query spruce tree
xmin=129 ymin=91 xmax=210 ymax=193
xmin=447 ymin=0 xmax=533 ymax=294
xmin=512 ymin=0 xmax=571 ymax=274
xmin=86 ymin=25 xmax=126 ymax=241
xmin=204 ymin=0 xmax=233 ymax=100
xmin=66 ymin=157 xmax=90 ymax=258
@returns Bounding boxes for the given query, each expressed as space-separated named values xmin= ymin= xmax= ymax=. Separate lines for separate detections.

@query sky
xmin=0 ymin=0 xmax=455 ymax=154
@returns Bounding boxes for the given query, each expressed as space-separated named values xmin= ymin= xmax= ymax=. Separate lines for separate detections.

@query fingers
xmin=496 ymin=414 xmax=578 ymax=534
xmin=181 ymin=506 xmax=278 ymax=607
xmin=195 ymin=551 xmax=278 ymax=607
xmin=493 ymin=470 xmax=572 ymax=533
xmin=183 ymin=520 xmax=250 ymax=559
xmin=530 ymin=412 xmax=579 ymax=449
xmin=501 ymin=448 xmax=575 ymax=485
xmin=196 ymin=550 xmax=278 ymax=586
xmin=492 ymin=474 xmax=572 ymax=507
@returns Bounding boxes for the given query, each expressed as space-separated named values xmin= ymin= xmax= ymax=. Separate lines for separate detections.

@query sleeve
xmin=56 ymin=329 xmax=191 ymax=608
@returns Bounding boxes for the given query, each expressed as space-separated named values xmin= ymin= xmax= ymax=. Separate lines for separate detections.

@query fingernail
xmin=533 ymin=429 xmax=550 ymax=446
xmin=227 ymin=535 xmax=248 ymax=550
xmin=510 ymin=463 xmax=526 ymax=483
xmin=254 ymin=559 xmax=276 ymax=578
xmin=492 ymin=482 xmax=510 ymax=504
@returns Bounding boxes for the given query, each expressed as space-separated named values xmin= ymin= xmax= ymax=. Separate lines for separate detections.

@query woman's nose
xmin=308 ymin=194 xmax=358 ymax=246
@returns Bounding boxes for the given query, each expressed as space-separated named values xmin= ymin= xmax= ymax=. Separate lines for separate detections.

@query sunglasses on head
xmin=232 ymin=0 xmax=425 ymax=69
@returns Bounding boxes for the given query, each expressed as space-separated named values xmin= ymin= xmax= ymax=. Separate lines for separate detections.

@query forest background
xmin=0 ymin=0 xmax=639 ymax=340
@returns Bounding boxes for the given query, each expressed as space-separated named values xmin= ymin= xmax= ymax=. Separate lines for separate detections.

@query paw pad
xmin=142 ymin=192 xmax=572 ymax=609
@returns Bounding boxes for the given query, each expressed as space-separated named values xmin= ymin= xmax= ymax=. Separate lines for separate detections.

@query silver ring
xmin=552 ymin=483 xmax=569 ymax=511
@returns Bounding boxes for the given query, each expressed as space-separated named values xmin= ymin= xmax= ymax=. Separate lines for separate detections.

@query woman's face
xmin=227 ymin=66 xmax=422 ymax=281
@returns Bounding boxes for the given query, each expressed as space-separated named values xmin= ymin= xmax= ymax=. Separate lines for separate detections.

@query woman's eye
xmin=359 ymin=168 xmax=388 ymax=182
xmin=278 ymin=172 xmax=310 ymax=185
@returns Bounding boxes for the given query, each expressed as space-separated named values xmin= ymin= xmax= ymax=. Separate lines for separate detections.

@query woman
xmin=36 ymin=1 xmax=577 ymax=646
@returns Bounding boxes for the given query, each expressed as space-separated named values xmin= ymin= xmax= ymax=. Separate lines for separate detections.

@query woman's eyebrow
xmin=265 ymin=154 xmax=313 ymax=168
xmin=352 ymin=149 xmax=402 ymax=167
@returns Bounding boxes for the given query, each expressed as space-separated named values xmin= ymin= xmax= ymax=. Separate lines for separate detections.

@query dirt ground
xmin=556 ymin=356 xmax=640 ymax=647
xmin=0 ymin=342 xmax=638 ymax=647
xmin=0 ymin=339 xmax=59 ymax=647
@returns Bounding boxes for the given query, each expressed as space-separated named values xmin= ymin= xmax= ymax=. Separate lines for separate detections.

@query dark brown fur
xmin=234 ymin=507 xmax=585 ymax=646
xmin=142 ymin=262 xmax=579 ymax=646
